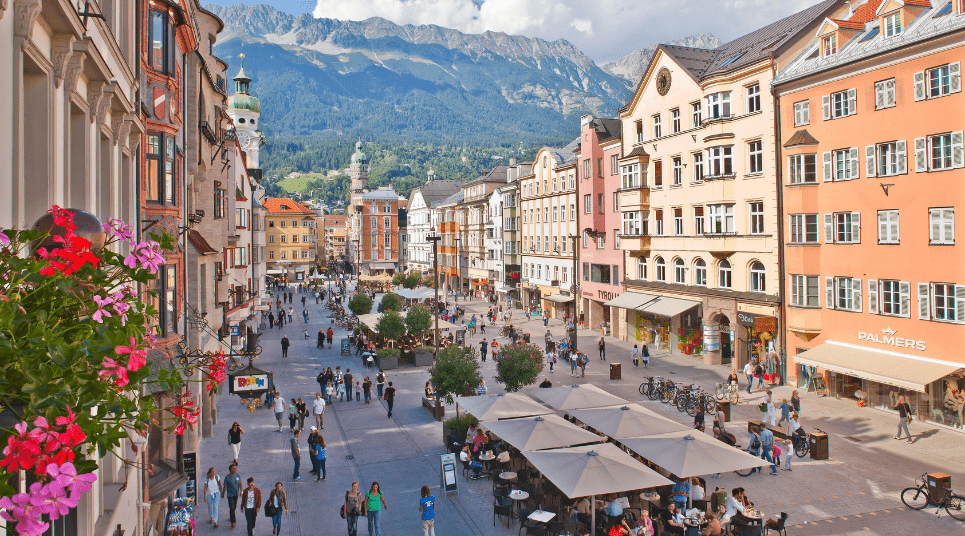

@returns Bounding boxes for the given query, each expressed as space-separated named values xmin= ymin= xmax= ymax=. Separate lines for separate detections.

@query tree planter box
xmin=414 ymin=351 xmax=434 ymax=367
xmin=378 ymin=354 xmax=399 ymax=370
xmin=423 ymin=397 xmax=444 ymax=421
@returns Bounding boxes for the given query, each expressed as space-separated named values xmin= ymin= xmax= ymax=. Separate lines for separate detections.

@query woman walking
xmin=203 ymin=467 xmax=223 ymax=527
xmin=419 ymin=484 xmax=436 ymax=536
xmin=345 ymin=481 xmax=363 ymax=536
xmin=364 ymin=481 xmax=388 ymax=536
xmin=314 ymin=436 xmax=327 ymax=481
xmin=267 ymin=482 xmax=288 ymax=535
xmin=641 ymin=344 xmax=650 ymax=367
xmin=296 ymin=398 xmax=308 ymax=430
xmin=288 ymin=398 xmax=298 ymax=432
xmin=598 ymin=338 xmax=606 ymax=360
xmin=227 ymin=422 xmax=245 ymax=465
xmin=630 ymin=345 xmax=640 ymax=368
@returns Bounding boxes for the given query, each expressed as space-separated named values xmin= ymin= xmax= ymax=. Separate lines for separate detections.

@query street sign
xmin=230 ymin=325 xmax=241 ymax=337
xmin=232 ymin=374 xmax=268 ymax=392
xmin=440 ymin=453 xmax=458 ymax=495
xmin=570 ymin=285 xmax=578 ymax=293
xmin=341 ymin=338 xmax=351 ymax=356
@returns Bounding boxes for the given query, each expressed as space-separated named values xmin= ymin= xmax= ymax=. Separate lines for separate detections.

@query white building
xmin=405 ymin=173 xmax=462 ymax=271
xmin=486 ymin=188 xmax=505 ymax=287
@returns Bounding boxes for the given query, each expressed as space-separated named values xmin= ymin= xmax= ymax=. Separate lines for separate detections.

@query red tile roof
xmin=831 ymin=19 xmax=867 ymax=29
xmin=902 ymin=0 xmax=932 ymax=7
xmin=323 ymin=215 xmax=347 ymax=226
xmin=263 ymin=198 xmax=314 ymax=215
xmin=187 ymin=230 xmax=218 ymax=255
xmin=853 ymin=0 xmax=886 ymax=22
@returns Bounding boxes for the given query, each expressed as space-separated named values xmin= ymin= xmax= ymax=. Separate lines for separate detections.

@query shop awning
xmin=544 ymin=294 xmax=574 ymax=303
xmin=369 ymin=262 xmax=396 ymax=270
xmin=603 ymin=292 xmax=658 ymax=310
xmin=266 ymin=269 xmax=284 ymax=275
xmin=793 ymin=341 xmax=963 ymax=392
xmin=639 ymin=297 xmax=701 ymax=318
xmin=496 ymin=286 xmax=516 ymax=293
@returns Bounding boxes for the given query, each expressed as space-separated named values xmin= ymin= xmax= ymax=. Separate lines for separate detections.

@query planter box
xmin=378 ymin=354 xmax=399 ymax=370
xmin=423 ymin=396 xmax=444 ymax=421
xmin=414 ymin=351 xmax=434 ymax=367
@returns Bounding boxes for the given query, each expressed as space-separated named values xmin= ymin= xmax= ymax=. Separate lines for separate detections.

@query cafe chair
xmin=519 ymin=518 xmax=547 ymax=536
xmin=545 ymin=520 xmax=566 ymax=536
xmin=516 ymin=508 xmax=535 ymax=527
xmin=462 ymin=458 xmax=471 ymax=480
xmin=494 ymin=501 xmax=514 ymax=526
xmin=764 ymin=513 xmax=788 ymax=536
xmin=494 ymin=487 xmax=510 ymax=500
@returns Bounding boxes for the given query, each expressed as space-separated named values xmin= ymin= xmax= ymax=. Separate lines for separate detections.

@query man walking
xmin=327 ymin=326 xmax=334 ymax=348
xmin=290 ymin=430 xmax=302 ymax=481
xmin=894 ymin=395 xmax=913 ymax=442
xmin=281 ymin=335 xmax=290 ymax=358
xmin=759 ymin=426 xmax=778 ymax=475
xmin=224 ymin=464 xmax=242 ymax=528
xmin=385 ymin=381 xmax=397 ymax=418
xmin=743 ymin=361 xmax=754 ymax=394
xmin=344 ymin=369 xmax=354 ymax=402
xmin=268 ymin=312 xmax=274 ymax=329
xmin=272 ymin=394 xmax=286 ymax=432
xmin=376 ymin=369 xmax=386 ymax=399
xmin=241 ymin=477 xmax=261 ymax=536
xmin=479 ymin=339 xmax=488 ymax=362
xmin=313 ymin=393 xmax=325 ymax=430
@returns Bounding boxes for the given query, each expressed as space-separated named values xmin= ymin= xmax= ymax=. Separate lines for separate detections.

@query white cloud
xmin=570 ymin=19 xmax=592 ymax=35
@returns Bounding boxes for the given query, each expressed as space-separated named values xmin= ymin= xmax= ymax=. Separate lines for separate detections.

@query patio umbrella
xmin=524 ymin=443 xmax=673 ymax=531
xmin=454 ymin=392 xmax=551 ymax=421
xmin=481 ymin=414 xmax=605 ymax=452
xmin=568 ymin=404 xmax=691 ymax=439
xmin=529 ymin=383 xmax=628 ymax=411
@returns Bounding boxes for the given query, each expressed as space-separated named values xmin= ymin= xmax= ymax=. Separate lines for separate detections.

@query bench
xmin=423 ymin=396 xmax=445 ymax=421
xmin=747 ymin=419 xmax=791 ymax=442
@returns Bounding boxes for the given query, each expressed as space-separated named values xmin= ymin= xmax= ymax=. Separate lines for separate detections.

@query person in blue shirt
xmin=670 ymin=480 xmax=690 ymax=511
xmin=419 ymin=485 xmax=436 ymax=536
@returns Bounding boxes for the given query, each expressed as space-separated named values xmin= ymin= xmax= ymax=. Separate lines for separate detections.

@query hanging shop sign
xmin=736 ymin=312 xmax=758 ymax=327
xmin=232 ymin=374 xmax=269 ymax=392
xmin=753 ymin=316 xmax=777 ymax=333
xmin=857 ymin=327 xmax=926 ymax=351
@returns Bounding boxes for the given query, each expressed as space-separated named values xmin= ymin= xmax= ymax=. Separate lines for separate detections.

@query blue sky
xmin=204 ymin=0 xmax=828 ymax=63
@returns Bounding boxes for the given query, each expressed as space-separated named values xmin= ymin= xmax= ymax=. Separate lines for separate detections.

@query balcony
xmin=703 ymin=232 xmax=738 ymax=258
xmin=786 ymin=307 xmax=822 ymax=341
xmin=618 ymin=187 xmax=650 ymax=211
xmin=618 ymin=233 xmax=651 ymax=252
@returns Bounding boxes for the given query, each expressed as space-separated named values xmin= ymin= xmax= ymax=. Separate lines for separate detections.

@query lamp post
xmin=353 ymin=238 xmax=361 ymax=284
xmin=428 ymin=234 xmax=442 ymax=355
xmin=454 ymin=236 xmax=462 ymax=303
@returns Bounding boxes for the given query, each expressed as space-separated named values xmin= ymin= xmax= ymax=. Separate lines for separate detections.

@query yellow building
xmin=264 ymin=198 xmax=316 ymax=282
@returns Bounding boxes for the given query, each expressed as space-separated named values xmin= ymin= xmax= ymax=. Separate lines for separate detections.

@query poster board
xmin=440 ymin=453 xmax=458 ymax=495
xmin=808 ymin=375 xmax=827 ymax=397
xmin=455 ymin=330 xmax=466 ymax=346
xmin=341 ymin=338 xmax=351 ymax=356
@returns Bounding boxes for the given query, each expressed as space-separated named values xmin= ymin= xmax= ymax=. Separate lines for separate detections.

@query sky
xmin=205 ymin=0 xmax=829 ymax=64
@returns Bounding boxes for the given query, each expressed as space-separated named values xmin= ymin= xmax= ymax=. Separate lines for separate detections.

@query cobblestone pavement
xmin=196 ymin=286 xmax=964 ymax=536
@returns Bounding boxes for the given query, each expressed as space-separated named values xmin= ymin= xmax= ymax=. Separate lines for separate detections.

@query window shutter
xmin=866 ymin=146 xmax=877 ymax=177
xmin=822 ymin=95 xmax=831 ymax=120
xmin=868 ymin=279 xmax=879 ymax=314
xmin=824 ymin=213 xmax=834 ymax=243
xmin=822 ymin=152 xmax=832 ymax=181
xmin=826 ymin=277 xmax=835 ymax=309
xmin=943 ymin=208 xmax=954 ymax=243
xmin=918 ymin=283 xmax=930 ymax=319
xmin=914 ymin=137 xmax=927 ymax=172
xmin=951 ymin=131 xmax=964 ymax=169
xmin=852 ymin=278 xmax=862 ymax=312
xmin=950 ymin=62 xmax=961 ymax=94
xmin=803 ymin=102 xmax=810 ymax=124
xmin=914 ymin=71 xmax=926 ymax=101
xmin=930 ymin=209 xmax=941 ymax=243
xmin=847 ymin=88 xmax=857 ymax=116
xmin=899 ymin=281 xmax=911 ymax=318
xmin=886 ymin=79 xmax=896 ymax=106
xmin=851 ymin=212 xmax=860 ymax=243
xmin=896 ymin=140 xmax=907 ymax=174
xmin=878 ymin=211 xmax=887 ymax=242
xmin=957 ymin=285 xmax=965 ymax=323
xmin=848 ymin=147 xmax=859 ymax=179
xmin=875 ymin=83 xmax=885 ymax=109
xmin=794 ymin=106 xmax=802 ymax=126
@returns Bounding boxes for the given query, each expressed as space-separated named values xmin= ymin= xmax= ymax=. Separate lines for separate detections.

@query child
xmin=783 ymin=441 xmax=793 ymax=471
xmin=633 ymin=510 xmax=654 ymax=536
xmin=773 ymin=443 xmax=782 ymax=468
xmin=355 ymin=381 xmax=361 ymax=401
xmin=778 ymin=398 xmax=791 ymax=427
xmin=325 ymin=382 xmax=334 ymax=404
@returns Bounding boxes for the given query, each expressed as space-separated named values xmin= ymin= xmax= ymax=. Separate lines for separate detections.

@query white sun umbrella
xmin=528 ymin=383 xmax=628 ymax=411
xmin=454 ymin=392 xmax=551 ymax=421
xmin=524 ymin=443 xmax=673 ymax=531
xmin=568 ymin=404 xmax=692 ymax=439
xmin=481 ymin=414 xmax=605 ymax=452
xmin=355 ymin=313 xmax=383 ymax=328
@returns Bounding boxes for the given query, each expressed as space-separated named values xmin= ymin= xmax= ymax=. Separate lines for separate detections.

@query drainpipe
xmin=771 ymin=53 xmax=789 ymax=387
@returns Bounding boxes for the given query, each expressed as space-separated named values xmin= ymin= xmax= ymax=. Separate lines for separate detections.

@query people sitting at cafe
xmin=604 ymin=494 xmax=625 ymax=519
xmin=658 ymin=503 xmax=685 ymax=536
xmin=721 ymin=488 xmax=746 ymax=525
xmin=700 ymin=505 xmax=723 ymax=536
xmin=690 ymin=477 xmax=705 ymax=508
xmin=471 ymin=428 xmax=487 ymax=453
xmin=460 ymin=445 xmax=484 ymax=479
xmin=466 ymin=422 xmax=479 ymax=443
xmin=497 ymin=449 xmax=511 ymax=464
xmin=424 ymin=381 xmax=435 ymax=400
xmin=608 ymin=520 xmax=630 ymax=536
xmin=631 ymin=510 xmax=653 ymax=536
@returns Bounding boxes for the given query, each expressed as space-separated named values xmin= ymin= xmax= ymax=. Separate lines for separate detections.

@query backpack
xmin=750 ymin=434 xmax=761 ymax=451
xmin=710 ymin=488 xmax=727 ymax=514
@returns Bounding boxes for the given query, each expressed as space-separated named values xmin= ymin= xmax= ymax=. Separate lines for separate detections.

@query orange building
xmin=358 ymin=187 xmax=402 ymax=274
xmin=774 ymin=0 xmax=965 ymax=427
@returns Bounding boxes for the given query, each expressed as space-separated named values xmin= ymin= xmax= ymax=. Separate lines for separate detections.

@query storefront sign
xmin=858 ymin=327 xmax=926 ymax=351
xmin=230 ymin=325 xmax=241 ymax=337
xmin=753 ymin=316 xmax=777 ymax=333
xmin=736 ymin=312 xmax=758 ymax=327
xmin=232 ymin=374 xmax=268 ymax=392
xmin=597 ymin=290 xmax=617 ymax=301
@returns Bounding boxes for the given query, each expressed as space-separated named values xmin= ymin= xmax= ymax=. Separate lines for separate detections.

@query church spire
xmin=234 ymin=52 xmax=251 ymax=95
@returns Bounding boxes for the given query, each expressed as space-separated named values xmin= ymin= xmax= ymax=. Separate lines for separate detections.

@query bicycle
xmin=727 ymin=383 xmax=741 ymax=404
xmin=715 ymin=382 xmax=727 ymax=401
xmin=792 ymin=427 xmax=825 ymax=458
xmin=901 ymin=473 xmax=965 ymax=521
xmin=639 ymin=376 xmax=657 ymax=397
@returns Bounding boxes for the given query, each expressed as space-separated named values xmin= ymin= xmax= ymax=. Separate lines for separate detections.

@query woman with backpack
xmin=363 ymin=481 xmax=388 ymax=536
xmin=344 ymin=481 xmax=362 ymax=536
xmin=266 ymin=482 xmax=288 ymax=535
xmin=203 ymin=467 xmax=223 ymax=527
xmin=630 ymin=345 xmax=640 ymax=367
xmin=641 ymin=344 xmax=650 ymax=367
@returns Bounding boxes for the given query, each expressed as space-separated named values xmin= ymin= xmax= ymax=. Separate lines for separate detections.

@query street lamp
xmin=353 ymin=238 xmax=360 ymax=284
xmin=428 ymin=235 xmax=442 ymax=355
xmin=454 ymin=236 xmax=462 ymax=303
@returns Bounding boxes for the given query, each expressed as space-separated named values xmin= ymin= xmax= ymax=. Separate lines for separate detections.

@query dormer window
xmin=823 ymin=34 xmax=837 ymax=56
xmin=883 ymin=12 xmax=902 ymax=37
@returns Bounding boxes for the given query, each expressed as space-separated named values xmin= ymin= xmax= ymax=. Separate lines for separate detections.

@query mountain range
xmin=602 ymin=33 xmax=723 ymax=84
xmin=205 ymin=3 xmax=718 ymax=145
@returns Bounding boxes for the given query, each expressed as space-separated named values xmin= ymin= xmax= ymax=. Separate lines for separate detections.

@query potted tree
xmin=375 ymin=311 xmax=405 ymax=369
xmin=349 ymin=293 xmax=373 ymax=316
xmin=377 ymin=292 xmax=404 ymax=313
xmin=429 ymin=345 xmax=481 ymax=425
xmin=403 ymin=272 xmax=421 ymax=289
xmin=405 ymin=304 xmax=433 ymax=363
xmin=495 ymin=342 xmax=545 ymax=392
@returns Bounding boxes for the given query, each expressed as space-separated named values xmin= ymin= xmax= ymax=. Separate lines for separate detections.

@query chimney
xmin=509 ymin=157 xmax=517 ymax=167
xmin=580 ymin=114 xmax=594 ymax=128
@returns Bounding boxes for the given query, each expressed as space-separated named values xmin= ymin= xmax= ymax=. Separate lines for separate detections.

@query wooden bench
xmin=423 ymin=396 xmax=444 ymax=421
xmin=747 ymin=419 xmax=791 ymax=442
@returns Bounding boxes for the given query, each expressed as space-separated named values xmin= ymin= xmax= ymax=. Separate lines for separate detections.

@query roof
xmin=465 ymin=166 xmax=510 ymax=187
xmin=621 ymin=146 xmax=650 ymax=159
xmin=784 ymin=129 xmax=820 ymax=147
xmin=657 ymin=44 xmax=719 ymax=82
xmin=592 ymin=118 xmax=622 ymax=142
xmin=322 ymin=215 xmax=347 ymax=226
xmin=415 ymin=180 xmax=463 ymax=205
xmin=545 ymin=137 xmax=581 ymax=169
xmin=359 ymin=186 xmax=400 ymax=200
xmin=263 ymin=198 xmax=313 ymax=215
xmin=433 ymin=190 xmax=464 ymax=207
xmin=187 ymin=230 xmax=218 ymax=255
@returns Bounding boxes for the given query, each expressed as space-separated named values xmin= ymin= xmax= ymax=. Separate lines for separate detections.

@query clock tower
xmin=226 ymin=54 xmax=261 ymax=168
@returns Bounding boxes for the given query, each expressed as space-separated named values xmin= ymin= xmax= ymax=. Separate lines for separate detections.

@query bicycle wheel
xmin=795 ymin=441 xmax=809 ymax=458
xmin=715 ymin=385 xmax=726 ymax=400
xmin=660 ymin=388 xmax=673 ymax=404
xmin=675 ymin=396 xmax=688 ymax=412
xmin=944 ymin=494 xmax=965 ymax=521
xmin=729 ymin=390 xmax=740 ymax=404
xmin=735 ymin=467 xmax=755 ymax=477
xmin=647 ymin=386 xmax=660 ymax=401
xmin=704 ymin=396 xmax=717 ymax=414
xmin=900 ymin=486 xmax=930 ymax=510
xmin=686 ymin=401 xmax=699 ymax=417
xmin=639 ymin=382 xmax=649 ymax=396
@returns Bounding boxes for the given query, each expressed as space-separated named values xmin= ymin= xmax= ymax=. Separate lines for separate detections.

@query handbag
xmin=339 ymin=504 xmax=346 ymax=519
xmin=265 ymin=501 xmax=275 ymax=517
xmin=758 ymin=403 xmax=767 ymax=413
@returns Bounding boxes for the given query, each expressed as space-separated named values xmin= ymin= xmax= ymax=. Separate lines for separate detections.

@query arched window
xmin=673 ymin=258 xmax=686 ymax=284
xmin=638 ymin=257 xmax=648 ymax=280
xmin=718 ymin=260 xmax=732 ymax=289
xmin=542 ymin=155 xmax=547 ymax=168
xmin=750 ymin=261 xmax=765 ymax=292
xmin=655 ymin=256 xmax=666 ymax=282
xmin=694 ymin=258 xmax=707 ymax=286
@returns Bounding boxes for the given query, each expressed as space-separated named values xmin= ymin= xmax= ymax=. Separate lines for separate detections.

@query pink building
xmin=577 ymin=115 xmax=624 ymax=332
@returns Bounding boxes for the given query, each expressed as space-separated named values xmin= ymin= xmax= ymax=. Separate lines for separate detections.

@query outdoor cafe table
xmin=479 ymin=453 xmax=496 ymax=473
xmin=509 ymin=490 xmax=530 ymax=513
xmin=500 ymin=471 xmax=517 ymax=482
xmin=528 ymin=510 xmax=556 ymax=523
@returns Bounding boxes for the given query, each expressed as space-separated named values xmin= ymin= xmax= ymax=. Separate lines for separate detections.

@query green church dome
xmin=227 ymin=93 xmax=260 ymax=113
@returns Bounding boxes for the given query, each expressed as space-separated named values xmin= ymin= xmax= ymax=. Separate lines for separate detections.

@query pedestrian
xmin=290 ymin=429 xmax=302 ymax=481
xmin=479 ymin=339 xmax=488 ymax=362
xmin=303 ymin=308 xmax=309 ymax=323
xmin=791 ymin=390 xmax=801 ymax=413
xmin=546 ymin=349 xmax=555 ymax=373
xmin=337 ymin=373 xmax=347 ymax=402
xmin=314 ymin=434 xmax=327 ymax=481
xmin=364 ymin=481 xmax=388 ymax=536
xmin=345 ymin=481 xmax=363 ymax=536
xmin=641 ymin=344 xmax=650 ymax=367
xmin=385 ymin=381 xmax=396 ymax=418
xmin=277 ymin=311 xmax=285 ymax=329
xmin=227 ymin=422 xmax=245 ymax=465
xmin=578 ymin=352 xmax=587 ymax=378
xmin=267 ymin=482 xmax=288 ymax=535
xmin=477 ymin=379 xmax=487 ymax=395
xmin=764 ymin=390 xmax=776 ymax=426
xmin=598 ymin=338 xmax=606 ymax=360
xmin=345 ymin=369 xmax=354 ymax=401
xmin=203 ymin=467 xmax=223 ymax=527
xmin=223 ymin=464 xmax=242 ymax=528
xmin=272 ymin=395 xmax=286 ymax=433
xmin=288 ymin=398 xmax=298 ymax=432
xmin=317 ymin=329 xmax=325 ymax=348
xmin=268 ymin=312 xmax=275 ymax=329
xmin=570 ymin=351 xmax=578 ymax=377
xmin=307 ymin=427 xmax=320 ymax=476
xmin=759 ymin=426 xmax=778 ymax=475
xmin=894 ymin=395 xmax=913 ymax=442
xmin=754 ymin=361 xmax=765 ymax=391
xmin=376 ymin=369 xmax=386 ymax=399
xmin=281 ymin=335 xmax=290 ymax=358
xmin=356 ymin=380 xmax=362 ymax=401
xmin=743 ymin=361 xmax=754 ymax=394
xmin=363 ymin=377 xmax=373 ymax=404
xmin=630 ymin=344 xmax=640 ymax=367
xmin=240 ymin=477 xmax=261 ymax=536
xmin=313 ymin=393 xmax=326 ymax=429
xmin=778 ymin=399 xmax=791 ymax=427
xmin=419 ymin=484 xmax=436 ymax=536
xmin=327 ymin=326 xmax=335 ymax=348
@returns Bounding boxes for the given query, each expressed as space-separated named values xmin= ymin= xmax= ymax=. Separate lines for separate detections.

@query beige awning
xmin=639 ymin=296 xmax=700 ymax=317
xmin=793 ymin=341 xmax=963 ymax=392
xmin=355 ymin=313 xmax=383 ymax=327
xmin=603 ymin=292 xmax=658 ymax=310
xmin=544 ymin=294 xmax=574 ymax=303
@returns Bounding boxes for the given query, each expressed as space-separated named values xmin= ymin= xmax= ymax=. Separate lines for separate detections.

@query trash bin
xmin=719 ymin=401 xmax=731 ymax=422
xmin=609 ymin=363 xmax=621 ymax=380
xmin=927 ymin=473 xmax=951 ymax=504
xmin=809 ymin=432 xmax=829 ymax=460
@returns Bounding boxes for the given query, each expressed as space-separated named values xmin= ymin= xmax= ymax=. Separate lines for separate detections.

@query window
xmin=932 ymin=283 xmax=962 ymax=321
xmin=552 ymin=207 xmax=558 ymax=222
xmin=746 ymin=84 xmax=760 ymax=113
xmin=157 ymin=266 xmax=177 ymax=335
xmin=635 ymin=120 xmax=644 ymax=143
xmin=149 ymin=10 xmax=169 ymax=73
xmin=823 ymin=89 xmax=855 ymax=120
xmin=637 ymin=257 xmax=648 ymax=280
xmin=146 ymin=133 xmax=176 ymax=205
xmin=788 ymin=154 xmax=817 ymax=184
xmin=747 ymin=140 xmax=763 ymax=175
xmin=597 ymin=194 xmax=604 ymax=214
xmin=827 ymin=148 xmax=859 ymax=181
xmin=268 ymin=235 xmax=274 ymax=243
xmin=655 ymin=257 xmax=666 ymax=282
xmin=873 ymin=141 xmax=907 ymax=176
xmin=694 ymin=258 xmax=707 ymax=286
xmin=622 ymin=212 xmax=642 ymax=236
xmin=707 ymin=204 xmax=734 ymax=234
xmin=878 ymin=210 xmax=900 ymax=244
xmin=883 ymin=12 xmax=902 ymax=38
xmin=583 ymin=159 xmax=591 ymax=180
xmin=822 ymin=34 xmax=837 ymax=56
xmin=652 ymin=114 xmax=662 ymax=139
xmin=928 ymin=133 xmax=956 ymax=171
xmin=613 ymin=192 xmax=619 ymax=212
xmin=671 ymin=109 xmax=681 ymax=133
xmin=749 ymin=202 xmax=764 ymax=234
xmin=694 ymin=207 xmax=705 ymax=235
xmin=692 ymin=153 xmax=704 ymax=182
xmin=717 ymin=260 xmax=732 ymax=289
xmin=673 ymin=258 xmax=686 ymax=284
xmin=749 ymin=261 xmax=765 ymax=292
xmin=691 ymin=102 xmax=702 ymax=127
xmin=673 ymin=208 xmax=683 ymax=235
xmin=929 ymin=208 xmax=955 ymax=245
xmin=790 ymin=275 xmax=819 ymax=307
xmin=614 ymin=229 xmax=621 ymax=249
xmin=707 ymin=146 xmax=733 ymax=176
xmin=597 ymin=158 xmax=603 ymax=178
xmin=570 ymin=204 xmax=576 ymax=221
xmin=280 ymin=221 xmax=286 ymax=228
xmin=584 ymin=194 xmax=592 ymax=214
xmin=919 ymin=64 xmax=962 ymax=100
xmin=268 ymin=250 xmax=274 ymax=260
xmin=875 ymin=79 xmax=897 ymax=109
xmin=590 ymin=264 xmax=612 ymax=284
xmin=621 ymin=163 xmax=641 ymax=189
xmin=828 ymin=212 xmax=860 ymax=243
xmin=874 ymin=279 xmax=909 ymax=317
xmin=653 ymin=161 xmax=662 ymax=187
xmin=706 ymin=92 xmax=731 ymax=120
xmin=654 ymin=209 xmax=664 ymax=236
xmin=672 ymin=157 xmax=682 ymax=186
xmin=831 ymin=276 xmax=862 ymax=311
xmin=280 ymin=235 xmax=286 ymax=243
xmin=793 ymin=100 xmax=810 ymax=126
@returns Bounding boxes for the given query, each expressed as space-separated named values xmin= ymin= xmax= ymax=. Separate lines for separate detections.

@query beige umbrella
xmin=524 ymin=443 xmax=673 ymax=531
xmin=454 ymin=393 xmax=551 ymax=421
xmin=529 ymin=383 xmax=627 ymax=411
xmin=568 ymin=404 xmax=691 ymax=439
xmin=481 ymin=414 xmax=605 ymax=452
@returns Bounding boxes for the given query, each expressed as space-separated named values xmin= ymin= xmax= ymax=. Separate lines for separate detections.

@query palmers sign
xmin=857 ymin=327 xmax=926 ymax=351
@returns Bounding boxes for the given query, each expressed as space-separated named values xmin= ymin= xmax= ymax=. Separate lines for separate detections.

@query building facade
xmin=435 ymin=191 xmax=465 ymax=297
xmin=358 ymin=187 xmax=402 ymax=274
xmin=459 ymin=166 xmax=509 ymax=297
xmin=347 ymin=140 xmax=369 ymax=274
xmin=774 ymin=0 xmax=965 ymax=427
xmin=319 ymin=214 xmax=347 ymax=267
xmin=486 ymin=188 xmax=505 ymax=294
xmin=405 ymin=174 xmax=462 ymax=272
xmin=265 ymin=198 xmax=317 ymax=281
xmin=497 ymin=165 xmax=524 ymax=306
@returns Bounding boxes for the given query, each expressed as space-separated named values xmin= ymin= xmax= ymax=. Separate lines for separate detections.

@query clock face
xmin=656 ymin=67 xmax=672 ymax=96
xmin=237 ymin=132 xmax=251 ymax=147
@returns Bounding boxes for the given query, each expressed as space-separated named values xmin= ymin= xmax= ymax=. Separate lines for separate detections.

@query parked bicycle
xmin=901 ymin=474 xmax=965 ymax=520
xmin=793 ymin=427 xmax=825 ymax=458
xmin=639 ymin=376 xmax=658 ymax=397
